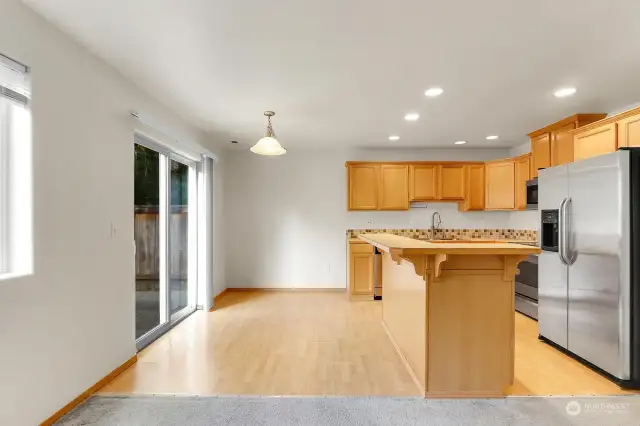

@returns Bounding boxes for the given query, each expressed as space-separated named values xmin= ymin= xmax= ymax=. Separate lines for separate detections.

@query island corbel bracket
xmin=401 ymin=255 xmax=428 ymax=282
xmin=503 ymin=255 xmax=529 ymax=281
xmin=396 ymin=253 xmax=448 ymax=283
xmin=389 ymin=248 xmax=403 ymax=265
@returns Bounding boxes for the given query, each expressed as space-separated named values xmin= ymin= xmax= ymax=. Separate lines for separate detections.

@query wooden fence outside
xmin=134 ymin=207 xmax=188 ymax=280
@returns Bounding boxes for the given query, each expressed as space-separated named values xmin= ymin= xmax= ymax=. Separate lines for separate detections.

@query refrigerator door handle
xmin=563 ymin=197 xmax=574 ymax=265
xmin=558 ymin=197 xmax=569 ymax=265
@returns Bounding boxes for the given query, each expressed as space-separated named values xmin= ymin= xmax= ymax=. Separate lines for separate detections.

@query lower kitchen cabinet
xmin=485 ymin=159 xmax=515 ymax=210
xmin=348 ymin=241 xmax=374 ymax=297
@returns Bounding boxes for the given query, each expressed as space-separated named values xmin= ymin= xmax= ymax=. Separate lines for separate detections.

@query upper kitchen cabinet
xmin=458 ymin=164 xmax=485 ymax=211
xmin=569 ymin=106 xmax=640 ymax=161
xmin=485 ymin=159 xmax=515 ymax=210
xmin=409 ymin=164 xmax=438 ymax=200
xmin=347 ymin=163 xmax=409 ymax=211
xmin=379 ymin=164 xmax=409 ymax=210
xmin=348 ymin=164 xmax=379 ymax=210
xmin=551 ymin=122 xmax=577 ymax=166
xmin=514 ymin=154 xmax=530 ymax=210
xmin=573 ymin=123 xmax=617 ymax=161
xmin=530 ymin=133 xmax=551 ymax=177
xmin=616 ymin=108 xmax=640 ymax=148
xmin=529 ymin=113 xmax=607 ymax=175
xmin=438 ymin=164 xmax=466 ymax=200
xmin=409 ymin=163 xmax=467 ymax=201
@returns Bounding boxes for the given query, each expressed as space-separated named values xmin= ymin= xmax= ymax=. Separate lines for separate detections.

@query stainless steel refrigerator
xmin=538 ymin=148 xmax=640 ymax=388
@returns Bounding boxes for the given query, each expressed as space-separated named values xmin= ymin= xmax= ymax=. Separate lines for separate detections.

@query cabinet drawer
xmin=350 ymin=242 xmax=374 ymax=254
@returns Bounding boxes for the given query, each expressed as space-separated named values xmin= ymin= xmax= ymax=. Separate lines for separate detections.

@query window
xmin=0 ymin=53 xmax=31 ymax=276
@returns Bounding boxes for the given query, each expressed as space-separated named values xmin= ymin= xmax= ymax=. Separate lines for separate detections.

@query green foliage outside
xmin=135 ymin=144 xmax=189 ymax=208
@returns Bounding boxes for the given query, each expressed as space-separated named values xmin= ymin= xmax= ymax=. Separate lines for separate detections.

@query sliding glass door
xmin=134 ymin=144 xmax=163 ymax=339
xmin=134 ymin=138 xmax=197 ymax=349
xmin=169 ymin=157 xmax=197 ymax=320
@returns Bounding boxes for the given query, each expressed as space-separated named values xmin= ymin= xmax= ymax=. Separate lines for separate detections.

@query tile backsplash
xmin=347 ymin=228 xmax=538 ymax=241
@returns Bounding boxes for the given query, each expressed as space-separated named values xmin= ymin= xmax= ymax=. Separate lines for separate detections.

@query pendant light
xmin=250 ymin=111 xmax=287 ymax=156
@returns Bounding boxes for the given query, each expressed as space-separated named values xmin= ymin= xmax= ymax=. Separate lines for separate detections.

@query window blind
xmin=0 ymin=54 xmax=29 ymax=106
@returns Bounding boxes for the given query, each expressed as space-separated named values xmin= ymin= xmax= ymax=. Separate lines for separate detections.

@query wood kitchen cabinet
xmin=515 ymin=154 xmax=530 ymax=210
xmin=617 ymin=111 xmax=640 ymax=148
xmin=438 ymin=165 xmax=466 ymax=200
xmin=530 ymin=133 xmax=551 ymax=177
xmin=347 ymin=163 xmax=408 ymax=211
xmin=409 ymin=165 xmax=438 ymax=200
xmin=379 ymin=165 xmax=409 ymax=210
xmin=529 ymin=113 xmax=607 ymax=175
xmin=409 ymin=164 xmax=466 ymax=201
xmin=551 ymin=122 xmax=577 ymax=166
xmin=566 ymin=106 xmax=640 ymax=162
xmin=349 ymin=241 xmax=374 ymax=297
xmin=458 ymin=164 xmax=485 ymax=211
xmin=573 ymin=123 xmax=617 ymax=161
xmin=348 ymin=164 xmax=379 ymax=210
xmin=485 ymin=159 xmax=515 ymax=210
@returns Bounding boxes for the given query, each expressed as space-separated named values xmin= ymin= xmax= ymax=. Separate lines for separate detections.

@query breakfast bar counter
xmin=358 ymin=233 xmax=540 ymax=397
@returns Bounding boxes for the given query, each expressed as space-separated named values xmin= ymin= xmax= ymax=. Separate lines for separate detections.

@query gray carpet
xmin=55 ymin=395 xmax=640 ymax=426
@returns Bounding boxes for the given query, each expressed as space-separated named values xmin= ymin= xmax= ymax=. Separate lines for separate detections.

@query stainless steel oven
xmin=515 ymin=251 xmax=538 ymax=320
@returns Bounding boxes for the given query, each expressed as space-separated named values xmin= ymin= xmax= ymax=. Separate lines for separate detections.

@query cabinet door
xmin=617 ymin=113 xmax=640 ymax=148
xmin=348 ymin=165 xmax=379 ymax=210
xmin=485 ymin=160 xmax=515 ymax=210
xmin=379 ymin=165 xmax=409 ymax=210
xmin=515 ymin=155 xmax=530 ymax=210
xmin=438 ymin=165 xmax=465 ymax=200
xmin=531 ymin=133 xmax=551 ymax=177
xmin=409 ymin=165 xmax=438 ymax=200
xmin=551 ymin=122 xmax=576 ymax=166
xmin=574 ymin=123 xmax=617 ymax=161
xmin=350 ymin=253 xmax=374 ymax=295
xmin=459 ymin=164 xmax=485 ymax=211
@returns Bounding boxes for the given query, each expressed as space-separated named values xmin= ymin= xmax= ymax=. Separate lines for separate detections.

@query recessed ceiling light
xmin=486 ymin=135 xmax=499 ymax=140
xmin=554 ymin=87 xmax=577 ymax=98
xmin=424 ymin=87 xmax=444 ymax=97
xmin=404 ymin=113 xmax=420 ymax=121
xmin=388 ymin=135 xmax=400 ymax=141
xmin=454 ymin=140 xmax=467 ymax=145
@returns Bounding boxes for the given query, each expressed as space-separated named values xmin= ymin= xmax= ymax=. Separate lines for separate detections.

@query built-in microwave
xmin=526 ymin=177 xmax=538 ymax=210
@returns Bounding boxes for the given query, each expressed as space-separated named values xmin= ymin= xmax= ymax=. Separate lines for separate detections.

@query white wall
xmin=224 ymin=147 xmax=513 ymax=289
xmin=0 ymin=1 xmax=223 ymax=424
xmin=509 ymin=141 xmax=530 ymax=157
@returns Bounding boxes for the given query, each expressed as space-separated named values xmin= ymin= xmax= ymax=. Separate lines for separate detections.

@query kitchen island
xmin=358 ymin=233 xmax=540 ymax=397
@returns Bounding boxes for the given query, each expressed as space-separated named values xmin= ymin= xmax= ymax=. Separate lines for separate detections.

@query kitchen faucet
xmin=431 ymin=211 xmax=442 ymax=240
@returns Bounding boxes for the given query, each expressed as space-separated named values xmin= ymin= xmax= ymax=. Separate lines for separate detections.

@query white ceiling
xmin=22 ymin=0 xmax=640 ymax=149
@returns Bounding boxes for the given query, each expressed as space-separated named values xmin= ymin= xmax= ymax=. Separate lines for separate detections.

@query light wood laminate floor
xmin=99 ymin=291 xmax=636 ymax=397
